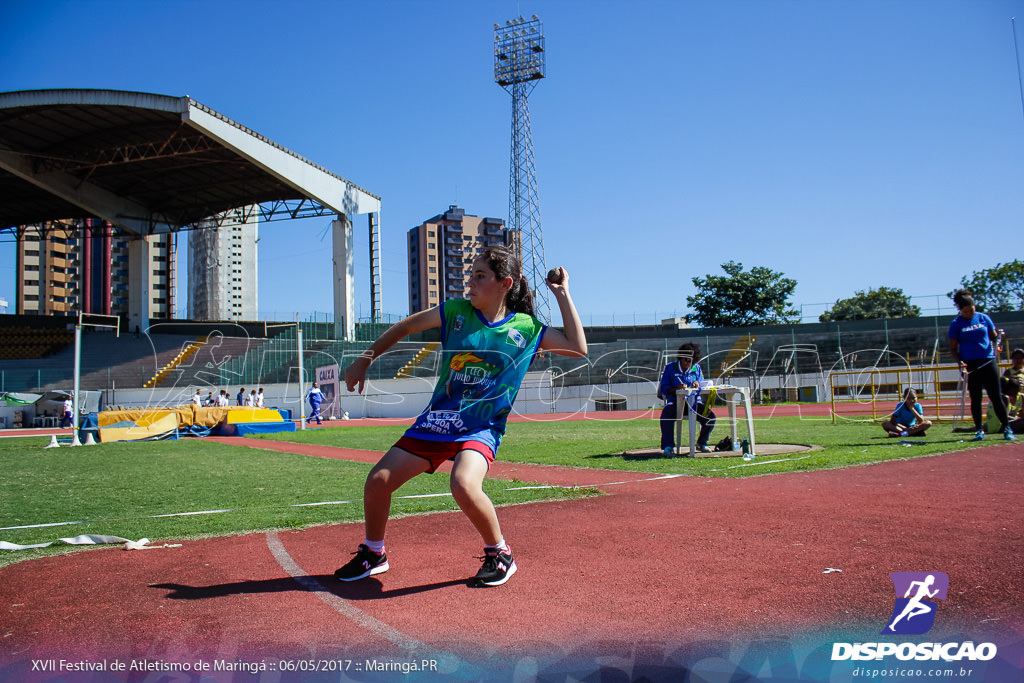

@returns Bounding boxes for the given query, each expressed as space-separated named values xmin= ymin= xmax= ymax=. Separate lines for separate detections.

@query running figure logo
xmin=882 ymin=572 xmax=948 ymax=635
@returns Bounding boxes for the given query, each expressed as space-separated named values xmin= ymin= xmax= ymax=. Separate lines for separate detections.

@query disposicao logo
xmin=883 ymin=571 xmax=948 ymax=635
xmin=831 ymin=571 xmax=998 ymax=663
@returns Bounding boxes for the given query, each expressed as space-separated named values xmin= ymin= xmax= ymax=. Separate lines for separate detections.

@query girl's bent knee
xmin=450 ymin=475 xmax=482 ymax=499
xmin=365 ymin=469 xmax=394 ymax=494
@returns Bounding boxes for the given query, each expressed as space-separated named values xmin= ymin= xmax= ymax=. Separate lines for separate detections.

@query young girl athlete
xmin=335 ymin=246 xmax=587 ymax=587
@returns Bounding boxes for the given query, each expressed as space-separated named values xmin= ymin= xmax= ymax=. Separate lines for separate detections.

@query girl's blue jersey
xmin=405 ymin=299 xmax=547 ymax=454
xmin=892 ymin=401 xmax=923 ymax=427
xmin=948 ymin=312 xmax=996 ymax=360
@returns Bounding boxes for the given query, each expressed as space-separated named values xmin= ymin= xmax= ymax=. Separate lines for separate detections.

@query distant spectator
xmin=216 ymin=390 xmax=229 ymax=407
xmin=246 ymin=390 xmax=256 ymax=407
xmin=256 ymin=388 xmax=265 ymax=408
xmin=306 ymin=381 xmax=323 ymax=425
xmin=236 ymin=387 xmax=246 ymax=406
xmin=61 ymin=396 xmax=73 ymax=428
xmin=988 ymin=376 xmax=1023 ymax=434
xmin=882 ymin=388 xmax=932 ymax=437
xmin=1003 ymin=349 xmax=1024 ymax=414
xmin=192 ymin=389 xmax=202 ymax=407
xmin=204 ymin=391 xmax=215 ymax=407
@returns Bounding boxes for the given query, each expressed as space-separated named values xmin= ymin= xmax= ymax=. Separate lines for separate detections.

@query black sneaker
xmin=474 ymin=547 xmax=517 ymax=587
xmin=335 ymin=544 xmax=389 ymax=581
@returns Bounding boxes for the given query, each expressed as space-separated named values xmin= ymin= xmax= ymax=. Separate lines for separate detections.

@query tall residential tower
xmin=407 ymin=206 xmax=509 ymax=314
xmin=187 ymin=207 xmax=259 ymax=320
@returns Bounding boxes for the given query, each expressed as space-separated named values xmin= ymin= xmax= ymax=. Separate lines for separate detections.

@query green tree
xmin=819 ymin=287 xmax=921 ymax=323
xmin=686 ymin=261 xmax=799 ymax=328
xmin=952 ymin=260 xmax=1024 ymax=312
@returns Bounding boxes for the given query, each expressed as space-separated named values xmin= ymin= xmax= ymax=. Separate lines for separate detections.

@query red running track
xmin=1 ymin=438 xmax=1022 ymax=681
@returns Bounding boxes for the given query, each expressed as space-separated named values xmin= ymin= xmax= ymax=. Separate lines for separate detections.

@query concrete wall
xmin=91 ymin=363 xmax=985 ymax=422
xmin=90 ymin=370 xmax=822 ymax=419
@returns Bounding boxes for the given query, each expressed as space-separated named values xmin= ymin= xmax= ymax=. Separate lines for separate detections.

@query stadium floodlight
xmin=494 ymin=16 xmax=546 ymax=87
xmin=494 ymin=15 xmax=550 ymax=322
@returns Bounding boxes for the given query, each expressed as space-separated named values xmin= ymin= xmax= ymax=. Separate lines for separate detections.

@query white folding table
xmin=673 ymin=384 xmax=756 ymax=457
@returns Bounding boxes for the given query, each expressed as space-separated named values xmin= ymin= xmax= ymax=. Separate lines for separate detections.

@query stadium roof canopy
xmin=0 ymin=89 xmax=380 ymax=235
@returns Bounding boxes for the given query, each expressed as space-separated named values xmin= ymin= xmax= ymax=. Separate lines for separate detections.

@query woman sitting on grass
xmin=882 ymin=388 xmax=932 ymax=438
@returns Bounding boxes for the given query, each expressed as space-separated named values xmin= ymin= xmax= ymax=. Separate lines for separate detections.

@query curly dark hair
xmin=952 ymin=289 xmax=974 ymax=310
xmin=677 ymin=342 xmax=701 ymax=362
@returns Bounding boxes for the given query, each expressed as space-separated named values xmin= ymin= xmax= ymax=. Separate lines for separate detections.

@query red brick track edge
xmin=1 ymin=432 xmax=1022 ymax=682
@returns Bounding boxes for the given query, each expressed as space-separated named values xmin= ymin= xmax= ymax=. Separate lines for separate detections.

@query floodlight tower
xmin=494 ymin=15 xmax=549 ymax=321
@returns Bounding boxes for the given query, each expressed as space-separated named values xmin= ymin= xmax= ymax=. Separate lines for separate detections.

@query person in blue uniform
xmin=306 ymin=381 xmax=323 ymax=425
xmin=658 ymin=342 xmax=716 ymax=455
xmin=335 ymin=246 xmax=587 ymax=587
xmin=948 ymin=289 xmax=1013 ymax=441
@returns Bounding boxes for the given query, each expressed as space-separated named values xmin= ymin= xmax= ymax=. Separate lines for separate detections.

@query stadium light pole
xmin=495 ymin=15 xmax=550 ymax=321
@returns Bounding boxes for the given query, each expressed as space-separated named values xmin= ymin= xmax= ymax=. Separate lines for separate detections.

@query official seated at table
xmin=658 ymin=342 xmax=716 ymax=455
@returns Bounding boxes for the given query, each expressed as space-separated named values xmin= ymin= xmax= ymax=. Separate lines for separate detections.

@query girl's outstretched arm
xmin=539 ymin=267 xmax=588 ymax=358
xmin=345 ymin=307 xmax=443 ymax=394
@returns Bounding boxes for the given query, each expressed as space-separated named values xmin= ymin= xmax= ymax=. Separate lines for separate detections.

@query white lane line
xmin=265 ymin=531 xmax=477 ymax=677
xmin=1 ymin=479 xmax=616 ymax=532
xmin=1 ymin=473 xmax=682 ymax=535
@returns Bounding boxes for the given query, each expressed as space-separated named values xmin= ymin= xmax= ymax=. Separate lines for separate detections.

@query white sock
xmin=364 ymin=538 xmax=385 ymax=554
xmin=485 ymin=538 xmax=509 ymax=553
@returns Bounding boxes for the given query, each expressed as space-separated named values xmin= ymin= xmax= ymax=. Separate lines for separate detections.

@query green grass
xmin=0 ymin=436 xmax=593 ymax=568
xmin=256 ymin=413 xmax=1003 ymax=477
xmin=3 ymin=414 xmax=1004 ymax=568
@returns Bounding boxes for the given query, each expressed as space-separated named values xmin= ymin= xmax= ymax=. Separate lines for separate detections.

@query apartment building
xmin=407 ymin=206 xmax=510 ymax=314
xmin=15 ymin=219 xmax=174 ymax=319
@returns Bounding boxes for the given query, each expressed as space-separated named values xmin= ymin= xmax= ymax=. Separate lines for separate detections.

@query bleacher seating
xmin=0 ymin=331 xmax=199 ymax=393
xmin=395 ymin=342 xmax=441 ymax=378
xmin=0 ymin=326 xmax=75 ymax=360
xmin=154 ymin=336 xmax=270 ymax=390
xmin=530 ymin=323 xmax=968 ymax=389
xmin=2 ymin=313 xmax=1020 ymax=395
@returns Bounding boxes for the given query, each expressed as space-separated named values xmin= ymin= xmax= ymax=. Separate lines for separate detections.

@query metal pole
xmin=791 ymin=328 xmax=798 ymax=376
xmin=71 ymin=321 xmax=82 ymax=445
xmin=297 ymin=316 xmax=305 ymax=430
xmin=884 ymin=319 xmax=890 ymax=367
xmin=871 ymin=371 xmax=877 ymax=420
xmin=830 ymin=372 xmax=836 ymax=424
xmin=1013 ymin=18 xmax=1024 ymax=123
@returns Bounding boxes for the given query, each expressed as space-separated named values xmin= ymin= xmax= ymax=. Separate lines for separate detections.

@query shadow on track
xmin=151 ymin=575 xmax=471 ymax=601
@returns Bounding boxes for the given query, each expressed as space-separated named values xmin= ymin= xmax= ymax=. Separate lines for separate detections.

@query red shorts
xmin=395 ymin=436 xmax=495 ymax=474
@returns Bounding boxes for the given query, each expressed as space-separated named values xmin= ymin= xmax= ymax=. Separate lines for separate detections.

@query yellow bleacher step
xmin=144 ymin=336 xmax=208 ymax=388
xmin=395 ymin=341 xmax=441 ymax=379
xmin=716 ymin=334 xmax=755 ymax=378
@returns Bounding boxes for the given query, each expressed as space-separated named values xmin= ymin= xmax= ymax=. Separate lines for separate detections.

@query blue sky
xmin=2 ymin=0 xmax=1023 ymax=326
